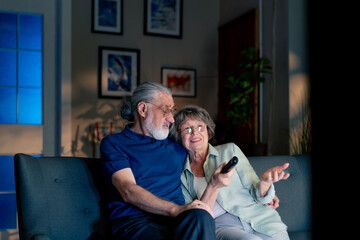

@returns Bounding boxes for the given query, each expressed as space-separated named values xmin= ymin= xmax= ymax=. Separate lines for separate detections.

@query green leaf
xmin=227 ymin=76 xmax=235 ymax=83
xmin=262 ymin=58 xmax=271 ymax=65
xmin=225 ymin=46 xmax=272 ymax=126
xmin=229 ymin=96 xmax=240 ymax=104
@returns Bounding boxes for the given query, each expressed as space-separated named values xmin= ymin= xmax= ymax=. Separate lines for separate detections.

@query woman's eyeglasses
xmin=180 ymin=124 xmax=206 ymax=134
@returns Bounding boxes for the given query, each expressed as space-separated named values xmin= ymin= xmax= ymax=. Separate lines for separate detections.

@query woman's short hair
xmin=170 ymin=105 xmax=215 ymax=143
xmin=120 ymin=81 xmax=172 ymax=121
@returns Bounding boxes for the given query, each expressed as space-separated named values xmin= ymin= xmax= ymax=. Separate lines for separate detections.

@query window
xmin=0 ymin=11 xmax=43 ymax=125
xmin=0 ymin=10 xmax=43 ymax=231
xmin=0 ymin=156 xmax=16 ymax=230
xmin=0 ymin=154 xmax=42 ymax=230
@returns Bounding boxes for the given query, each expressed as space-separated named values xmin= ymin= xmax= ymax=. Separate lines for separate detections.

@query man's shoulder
xmin=100 ymin=132 xmax=128 ymax=151
xmin=167 ymin=138 xmax=187 ymax=153
xmin=102 ymin=132 xmax=123 ymax=142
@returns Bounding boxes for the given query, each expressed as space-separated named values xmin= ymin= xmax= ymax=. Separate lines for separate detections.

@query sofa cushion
xmin=14 ymin=154 xmax=109 ymax=240
xmin=288 ymin=231 xmax=312 ymax=240
xmin=248 ymin=154 xmax=312 ymax=233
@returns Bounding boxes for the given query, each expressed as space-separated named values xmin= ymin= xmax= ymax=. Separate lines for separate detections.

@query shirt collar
xmin=208 ymin=143 xmax=219 ymax=158
xmin=122 ymin=124 xmax=168 ymax=143
xmin=182 ymin=143 xmax=219 ymax=174
xmin=122 ymin=124 xmax=145 ymax=140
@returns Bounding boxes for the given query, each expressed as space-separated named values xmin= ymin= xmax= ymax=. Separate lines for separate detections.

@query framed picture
xmin=92 ymin=0 xmax=123 ymax=34
xmin=98 ymin=47 xmax=140 ymax=98
xmin=161 ymin=67 xmax=196 ymax=97
xmin=144 ymin=0 xmax=183 ymax=38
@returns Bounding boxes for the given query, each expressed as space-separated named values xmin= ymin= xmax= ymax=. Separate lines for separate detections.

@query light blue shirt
xmin=180 ymin=143 xmax=287 ymax=236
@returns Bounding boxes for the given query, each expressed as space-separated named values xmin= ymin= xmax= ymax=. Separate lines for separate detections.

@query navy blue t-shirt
xmin=100 ymin=125 xmax=187 ymax=221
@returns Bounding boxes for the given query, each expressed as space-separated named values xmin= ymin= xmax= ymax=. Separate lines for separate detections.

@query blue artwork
xmin=107 ymin=54 xmax=132 ymax=92
xmin=98 ymin=0 xmax=117 ymax=27
xmin=150 ymin=0 xmax=177 ymax=31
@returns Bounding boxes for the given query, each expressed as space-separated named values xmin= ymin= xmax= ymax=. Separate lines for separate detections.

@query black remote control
xmin=221 ymin=156 xmax=238 ymax=173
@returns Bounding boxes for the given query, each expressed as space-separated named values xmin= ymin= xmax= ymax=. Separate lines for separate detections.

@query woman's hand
xmin=199 ymin=162 xmax=236 ymax=210
xmin=258 ymin=163 xmax=290 ymax=197
xmin=266 ymin=195 xmax=280 ymax=209
xmin=209 ymin=162 xmax=236 ymax=189
xmin=172 ymin=200 xmax=214 ymax=217
xmin=261 ymin=163 xmax=290 ymax=184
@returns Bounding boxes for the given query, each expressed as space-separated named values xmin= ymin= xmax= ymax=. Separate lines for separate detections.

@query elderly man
xmin=100 ymin=82 xmax=216 ymax=240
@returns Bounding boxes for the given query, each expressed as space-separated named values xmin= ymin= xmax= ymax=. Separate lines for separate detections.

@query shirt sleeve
xmin=254 ymin=183 xmax=275 ymax=204
xmin=232 ymin=143 xmax=275 ymax=204
xmin=100 ymin=136 xmax=130 ymax=184
xmin=181 ymin=183 xmax=194 ymax=204
xmin=180 ymin=170 xmax=197 ymax=204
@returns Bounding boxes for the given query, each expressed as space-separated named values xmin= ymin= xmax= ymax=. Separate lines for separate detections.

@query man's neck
xmin=130 ymin=121 xmax=153 ymax=138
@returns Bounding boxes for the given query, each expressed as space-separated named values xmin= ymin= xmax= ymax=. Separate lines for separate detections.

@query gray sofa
xmin=248 ymin=154 xmax=312 ymax=240
xmin=14 ymin=153 xmax=312 ymax=240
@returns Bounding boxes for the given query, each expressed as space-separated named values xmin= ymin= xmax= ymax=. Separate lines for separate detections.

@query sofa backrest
xmin=14 ymin=153 xmax=109 ymax=240
xmin=14 ymin=153 xmax=312 ymax=239
xmin=248 ymin=154 xmax=312 ymax=233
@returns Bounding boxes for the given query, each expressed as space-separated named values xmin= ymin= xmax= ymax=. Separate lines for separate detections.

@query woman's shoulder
xmin=212 ymin=142 xmax=247 ymax=160
xmin=213 ymin=142 xmax=239 ymax=152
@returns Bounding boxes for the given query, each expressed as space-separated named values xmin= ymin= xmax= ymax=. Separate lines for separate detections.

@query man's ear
xmin=137 ymin=101 xmax=148 ymax=118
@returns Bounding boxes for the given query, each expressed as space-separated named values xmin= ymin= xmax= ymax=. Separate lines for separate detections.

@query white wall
xmin=71 ymin=0 xmax=219 ymax=157
xmin=289 ymin=0 xmax=310 ymax=154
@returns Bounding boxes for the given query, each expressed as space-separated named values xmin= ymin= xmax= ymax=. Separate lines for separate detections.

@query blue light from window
xmin=19 ymin=51 xmax=42 ymax=88
xmin=0 ymin=87 xmax=17 ymax=124
xmin=0 ymin=49 xmax=17 ymax=86
xmin=0 ymin=11 xmax=43 ymax=125
xmin=0 ymin=194 xmax=17 ymax=230
xmin=19 ymin=14 xmax=42 ymax=50
xmin=18 ymin=88 xmax=42 ymax=125
xmin=0 ymin=156 xmax=15 ymax=192
xmin=0 ymin=12 xmax=17 ymax=49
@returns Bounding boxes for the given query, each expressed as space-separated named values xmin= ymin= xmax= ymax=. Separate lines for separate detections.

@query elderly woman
xmin=170 ymin=105 xmax=290 ymax=240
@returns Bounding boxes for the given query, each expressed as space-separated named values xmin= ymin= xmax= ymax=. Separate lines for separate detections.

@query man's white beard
xmin=144 ymin=110 xmax=169 ymax=140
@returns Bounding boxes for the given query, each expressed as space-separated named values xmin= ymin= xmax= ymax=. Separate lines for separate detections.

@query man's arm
xmin=112 ymin=168 xmax=213 ymax=217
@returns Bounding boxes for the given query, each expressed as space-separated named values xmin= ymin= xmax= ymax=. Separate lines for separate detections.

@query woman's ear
xmin=137 ymin=101 xmax=148 ymax=118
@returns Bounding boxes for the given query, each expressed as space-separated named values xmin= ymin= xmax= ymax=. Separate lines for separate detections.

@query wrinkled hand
xmin=210 ymin=162 xmax=236 ymax=189
xmin=182 ymin=200 xmax=214 ymax=217
xmin=261 ymin=163 xmax=290 ymax=184
xmin=266 ymin=195 xmax=279 ymax=209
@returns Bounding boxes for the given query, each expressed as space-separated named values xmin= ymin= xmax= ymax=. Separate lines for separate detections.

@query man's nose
xmin=166 ymin=113 xmax=175 ymax=123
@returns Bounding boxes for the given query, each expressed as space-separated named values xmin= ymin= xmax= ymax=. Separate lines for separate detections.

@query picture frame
xmin=92 ymin=0 xmax=123 ymax=35
xmin=144 ymin=0 xmax=183 ymax=38
xmin=98 ymin=46 xmax=140 ymax=98
xmin=161 ymin=67 xmax=196 ymax=97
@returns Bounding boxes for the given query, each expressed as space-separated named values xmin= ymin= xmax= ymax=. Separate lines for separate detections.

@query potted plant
xmin=225 ymin=47 xmax=272 ymax=126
